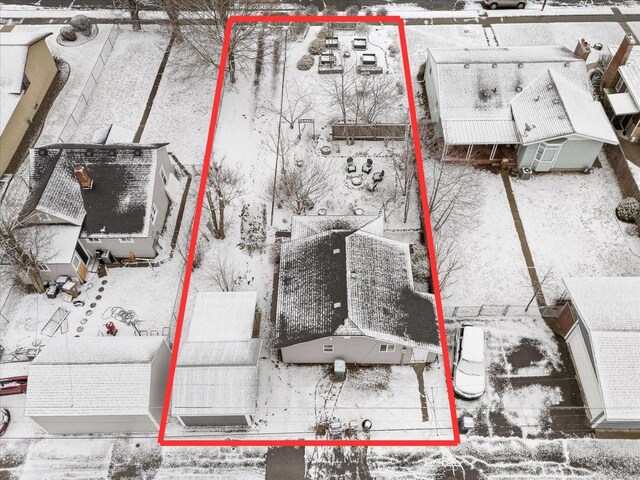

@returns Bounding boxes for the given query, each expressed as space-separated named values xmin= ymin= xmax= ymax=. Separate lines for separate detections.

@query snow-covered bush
xmin=616 ymin=197 xmax=640 ymax=222
xmin=324 ymin=5 xmax=338 ymax=16
xmin=297 ymin=54 xmax=315 ymax=70
xmin=364 ymin=8 xmax=373 ymax=15
xmin=316 ymin=25 xmax=331 ymax=39
xmin=71 ymin=15 xmax=92 ymax=36
xmin=308 ymin=38 xmax=325 ymax=55
xmin=411 ymin=244 xmax=430 ymax=283
xmin=377 ymin=7 xmax=389 ymax=16
xmin=238 ymin=203 xmax=267 ymax=256
xmin=388 ymin=44 xmax=399 ymax=57
xmin=60 ymin=26 xmax=77 ymax=41
xmin=345 ymin=5 xmax=360 ymax=16
xmin=304 ymin=5 xmax=319 ymax=15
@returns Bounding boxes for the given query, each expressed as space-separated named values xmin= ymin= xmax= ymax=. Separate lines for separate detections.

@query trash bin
xmin=334 ymin=359 xmax=346 ymax=379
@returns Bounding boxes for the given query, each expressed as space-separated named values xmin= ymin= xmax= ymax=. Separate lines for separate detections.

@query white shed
xmin=25 ymin=336 xmax=171 ymax=434
xmin=171 ymin=291 xmax=261 ymax=427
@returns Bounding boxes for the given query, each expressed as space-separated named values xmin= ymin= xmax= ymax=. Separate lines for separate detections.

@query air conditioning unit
xmin=519 ymin=167 xmax=533 ymax=180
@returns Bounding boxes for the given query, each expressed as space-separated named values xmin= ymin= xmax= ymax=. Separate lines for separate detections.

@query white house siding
xmin=280 ymin=335 xmax=436 ymax=365
xmin=423 ymin=59 xmax=441 ymax=124
xmin=148 ymin=338 xmax=172 ymax=425
xmin=28 ymin=414 xmax=158 ymax=435
xmin=566 ymin=325 xmax=605 ymax=424
xmin=517 ymin=137 xmax=603 ymax=171
xmin=79 ymin=235 xmax=157 ymax=260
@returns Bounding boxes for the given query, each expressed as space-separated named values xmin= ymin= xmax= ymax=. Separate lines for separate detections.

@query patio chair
xmin=362 ymin=158 xmax=373 ymax=174
xmin=346 ymin=157 xmax=356 ymax=173
xmin=372 ymin=170 xmax=385 ymax=183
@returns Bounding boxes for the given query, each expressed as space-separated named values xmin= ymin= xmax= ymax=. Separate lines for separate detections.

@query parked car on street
xmin=452 ymin=324 xmax=487 ymax=399
xmin=483 ymin=0 xmax=526 ymax=9
xmin=0 ymin=408 xmax=10 ymax=437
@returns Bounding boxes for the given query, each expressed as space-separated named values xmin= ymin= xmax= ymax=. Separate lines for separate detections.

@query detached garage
xmin=171 ymin=291 xmax=261 ymax=427
xmin=25 ymin=336 xmax=171 ymax=434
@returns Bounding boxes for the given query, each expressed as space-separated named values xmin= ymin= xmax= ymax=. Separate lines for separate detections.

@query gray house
xmin=172 ymin=291 xmax=261 ymax=427
xmin=276 ymin=216 xmax=441 ymax=365
xmin=18 ymin=143 xmax=175 ymax=284
xmin=423 ymin=46 xmax=617 ymax=171
xmin=25 ymin=336 xmax=171 ymax=434
xmin=562 ymin=277 xmax=640 ymax=437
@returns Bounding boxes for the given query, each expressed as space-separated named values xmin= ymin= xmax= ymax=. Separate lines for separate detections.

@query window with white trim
xmin=119 ymin=238 xmax=134 ymax=243
xmin=71 ymin=253 xmax=82 ymax=270
xmin=37 ymin=264 xmax=50 ymax=272
xmin=86 ymin=237 xmax=101 ymax=244
xmin=534 ymin=142 xmax=562 ymax=165
xmin=323 ymin=344 xmax=334 ymax=353
xmin=160 ymin=166 xmax=168 ymax=186
xmin=150 ymin=203 xmax=158 ymax=226
xmin=379 ymin=344 xmax=396 ymax=353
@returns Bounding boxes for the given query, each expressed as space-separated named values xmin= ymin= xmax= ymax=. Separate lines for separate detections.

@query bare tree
xmin=205 ymin=253 xmax=245 ymax=291
xmin=263 ymin=129 xmax=298 ymax=173
xmin=0 ymin=198 xmax=49 ymax=293
xmin=316 ymin=63 xmax=358 ymax=144
xmin=267 ymin=160 xmax=335 ymax=215
xmin=371 ymin=182 xmax=399 ymax=222
xmin=205 ymin=156 xmax=244 ymax=239
xmin=261 ymin=81 xmax=313 ymax=130
xmin=163 ymin=0 xmax=277 ymax=84
xmin=420 ymin=120 xmax=484 ymax=232
xmin=433 ymin=234 xmax=462 ymax=297
xmin=353 ymin=74 xmax=399 ymax=124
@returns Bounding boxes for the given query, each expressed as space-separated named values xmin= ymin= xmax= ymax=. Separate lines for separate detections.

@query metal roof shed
xmin=25 ymin=336 xmax=171 ymax=434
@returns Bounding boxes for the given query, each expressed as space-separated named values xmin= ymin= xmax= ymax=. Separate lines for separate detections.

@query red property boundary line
xmin=158 ymin=14 xmax=460 ymax=447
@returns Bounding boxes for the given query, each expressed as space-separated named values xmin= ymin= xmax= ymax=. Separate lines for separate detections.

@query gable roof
xmin=511 ymin=70 xmax=617 ymax=145
xmin=186 ymin=291 xmax=256 ymax=342
xmin=276 ymin=216 xmax=440 ymax=352
xmin=0 ymin=31 xmax=53 ymax=133
xmin=427 ymin=46 xmax=614 ymax=146
xmin=25 ymin=336 xmax=166 ymax=417
xmin=21 ymin=143 xmax=168 ymax=238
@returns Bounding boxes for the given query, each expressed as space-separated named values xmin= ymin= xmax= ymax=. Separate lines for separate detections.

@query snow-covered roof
xmin=606 ymin=92 xmax=640 ymax=116
xmin=511 ymin=70 xmax=617 ymax=145
xmin=20 ymin=143 xmax=168 ymax=238
xmin=17 ymin=224 xmax=82 ymax=264
xmin=0 ymin=31 xmax=52 ymax=133
xmin=276 ymin=216 xmax=441 ymax=352
xmin=25 ymin=336 xmax=166 ymax=417
xmin=172 ymin=365 xmax=258 ymax=417
xmin=564 ymin=277 xmax=640 ymax=332
xmin=177 ymin=340 xmax=261 ymax=367
xmin=427 ymin=46 xmax=613 ymax=146
xmin=619 ymin=61 xmax=640 ymax=112
xmin=91 ymin=124 xmax=136 ymax=145
xmin=187 ymin=291 xmax=257 ymax=343
xmin=290 ymin=215 xmax=382 ymax=240
xmin=564 ymin=277 xmax=640 ymax=423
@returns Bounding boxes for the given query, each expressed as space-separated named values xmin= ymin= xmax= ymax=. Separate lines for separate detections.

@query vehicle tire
xmin=517 ymin=2 xmax=525 ymax=8
xmin=489 ymin=3 xmax=498 ymax=9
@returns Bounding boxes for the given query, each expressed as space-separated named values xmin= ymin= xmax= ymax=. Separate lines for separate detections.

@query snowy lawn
xmin=510 ymin=157 xmax=640 ymax=302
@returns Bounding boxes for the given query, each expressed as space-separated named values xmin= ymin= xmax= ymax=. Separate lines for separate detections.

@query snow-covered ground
xmin=511 ymin=157 xmax=640 ymax=302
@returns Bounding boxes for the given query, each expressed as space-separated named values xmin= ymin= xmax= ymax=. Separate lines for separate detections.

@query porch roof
xmin=442 ymin=119 xmax=519 ymax=145
xmin=606 ymin=92 xmax=640 ymax=116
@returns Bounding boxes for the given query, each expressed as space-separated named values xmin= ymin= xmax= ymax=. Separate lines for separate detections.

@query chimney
xmin=602 ymin=34 xmax=637 ymax=89
xmin=574 ymin=38 xmax=591 ymax=61
xmin=74 ymin=165 xmax=93 ymax=190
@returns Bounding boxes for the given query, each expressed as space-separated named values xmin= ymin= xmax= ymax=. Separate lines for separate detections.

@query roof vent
xmin=552 ymin=98 xmax=561 ymax=105
xmin=564 ymin=62 xmax=570 ymax=67
xmin=480 ymin=89 xmax=492 ymax=99
xmin=134 ymin=149 xmax=142 ymax=157
xmin=515 ymin=86 xmax=523 ymax=92
xmin=517 ymin=63 xmax=524 ymax=68
xmin=38 ymin=148 xmax=48 ymax=156
xmin=534 ymin=95 xmax=540 ymax=102
xmin=524 ymin=123 xmax=536 ymax=133
xmin=546 ymin=83 xmax=554 ymax=90
xmin=492 ymin=63 xmax=498 ymax=69
xmin=333 ymin=302 xmax=342 ymax=309
xmin=333 ymin=248 xmax=340 ymax=254
xmin=109 ymin=149 xmax=116 ymax=157
xmin=74 ymin=165 xmax=93 ymax=190
xmin=464 ymin=63 xmax=470 ymax=69
xmin=86 ymin=149 xmax=94 ymax=157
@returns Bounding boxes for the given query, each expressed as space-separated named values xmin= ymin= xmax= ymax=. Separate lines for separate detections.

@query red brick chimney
xmin=602 ymin=34 xmax=637 ymax=89
xmin=574 ymin=38 xmax=591 ymax=61
xmin=74 ymin=165 xmax=93 ymax=190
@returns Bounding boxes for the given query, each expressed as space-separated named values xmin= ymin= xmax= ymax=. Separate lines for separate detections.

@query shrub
xmin=308 ymin=38 xmax=325 ymax=55
xmin=411 ymin=244 xmax=430 ymax=283
xmin=377 ymin=7 xmax=389 ymax=16
xmin=316 ymin=25 xmax=331 ymax=39
xmin=324 ymin=5 xmax=338 ymax=16
xmin=616 ymin=197 xmax=640 ymax=222
xmin=304 ymin=5 xmax=319 ymax=15
xmin=388 ymin=44 xmax=399 ymax=58
xmin=297 ymin=54 xmax=315 ymax=70
xmin=59 ymin=25 xmax=77 ymax=41
xmin=70 ymin=15 xmax=92 ymax=36
xmin=345 ymin=5 xmax=360 ymax=16
xmin=364 ymin=8 xmax=373 ymax=15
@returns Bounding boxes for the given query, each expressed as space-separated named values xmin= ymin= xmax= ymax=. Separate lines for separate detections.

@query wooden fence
xmin=605 ymin=143 xmax=640 ymax=201
xmin=332 ymin=123 xmax=408 ymax=141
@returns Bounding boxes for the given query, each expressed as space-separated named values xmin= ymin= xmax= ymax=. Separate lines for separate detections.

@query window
xmin=37 ymin=264 xmax=50 ymax=272
xmin=71 ymin=253 xmax=82 ymax=270
xmin=379 ymin=344 xmax=396 ymax=353
xmin=150 ymin=203 xmax=158 ymax=226
xmin=22 ymin=74 xmax=30 ymax=92
xmin=533 ymin=142 xmax=562 ymax=168
xmin=119 ymin=238 xmax=134 ymax=243
xmin=160 ymin=167 xmax=168 ymax=186
xmin=616 ymin=75 xmax=626 ymax=93
xmin=323 ymin=344 xmax=334 ymax=353
xmin=86 ymin=238 xmax=102 ymax=244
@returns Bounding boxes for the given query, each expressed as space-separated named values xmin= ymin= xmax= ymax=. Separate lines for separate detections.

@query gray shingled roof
xmin=20 ymin=143 xmax=167 ymax=237
xmin=276 ymin=216 xmax=440 ymax=352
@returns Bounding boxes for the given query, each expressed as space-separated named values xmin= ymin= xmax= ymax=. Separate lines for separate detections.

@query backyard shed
xmin=171 ymin=291 xmax=261 ymax=427
xmin=25 ymin=336 xmax=171 ymax=434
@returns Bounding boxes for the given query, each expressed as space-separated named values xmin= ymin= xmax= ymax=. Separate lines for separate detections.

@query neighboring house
xmin=423 ymin=46 xmax=617 ymax=172
xmin=172 ymin=291 xmax=260 ymax=427
xmin=602 ymin=34 xmax=640 ymax=142
xmin=276 ymin=215 xmax=441 ymax=365
xmin=562 ymin=277 xmax=640 ymax=437
xmin=25 ymin=336 xmax=171 ymax=434
xmin=17 ymin=143 xmax=175 ymax=284
xmin=0 ymin=31 xmax=57 ymax=175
